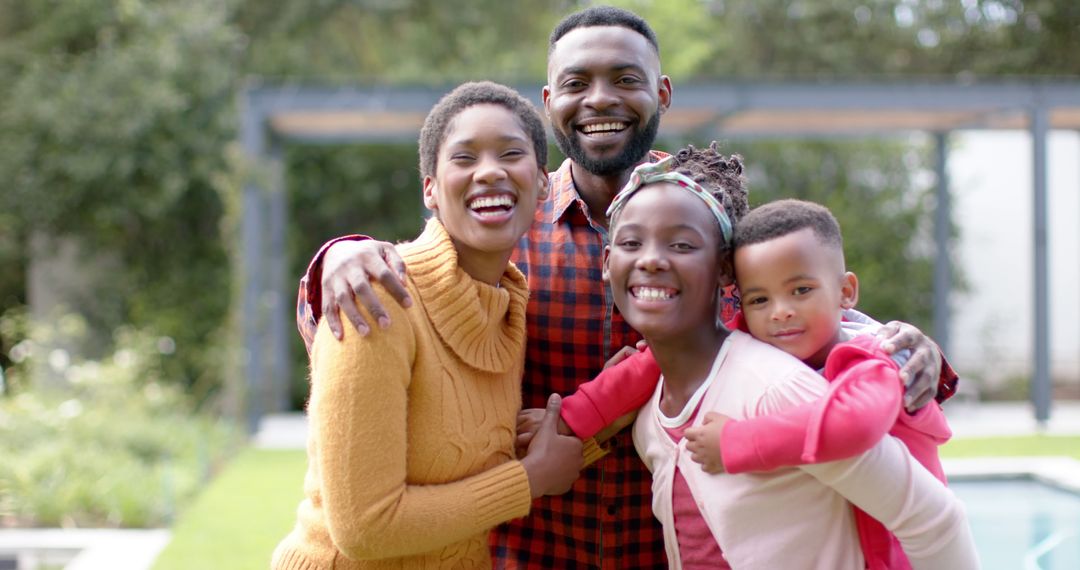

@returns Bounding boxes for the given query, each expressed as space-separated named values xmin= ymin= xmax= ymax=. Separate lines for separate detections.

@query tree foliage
xmin=0 ymin=0 xmax=242 ymax=397
xmin=1 ymin=0 xmax=1076 ymax=410
xmin=234 ymin=0 xmax=569 ymax=83
xmin=629 ymin=0 xmax=1080 ymax=79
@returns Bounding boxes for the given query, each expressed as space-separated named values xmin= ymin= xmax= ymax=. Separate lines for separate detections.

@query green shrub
xmin=0 ymin=327 xmax=241 ymax=529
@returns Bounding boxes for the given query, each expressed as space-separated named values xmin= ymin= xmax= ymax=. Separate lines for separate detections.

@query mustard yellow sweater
xmin=272 ymin=218 xmax=533 ymax=570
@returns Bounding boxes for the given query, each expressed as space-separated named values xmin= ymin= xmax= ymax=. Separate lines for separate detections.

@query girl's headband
xmin=606 ymin=156 xmax=734 ymax=245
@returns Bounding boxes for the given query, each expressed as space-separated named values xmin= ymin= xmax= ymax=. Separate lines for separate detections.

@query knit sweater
xmin=272 ymin=218 xmax=534 ymax=570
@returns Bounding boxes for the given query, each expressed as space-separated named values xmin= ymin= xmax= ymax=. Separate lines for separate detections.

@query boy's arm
xmin=717 ymin=336 xmax=902 ymax=474
xmin=559 ymin=348 xmax=662 ymax=439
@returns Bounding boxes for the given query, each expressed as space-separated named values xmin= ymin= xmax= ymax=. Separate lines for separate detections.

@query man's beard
xmin=553 ymin=112 xmax=660 ymax=177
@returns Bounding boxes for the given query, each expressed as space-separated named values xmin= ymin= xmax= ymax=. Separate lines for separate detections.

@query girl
xmin=272 ymin=82 xmax=583 ymax=569
xmin=565 ymin=148 xmax=976 ymax=568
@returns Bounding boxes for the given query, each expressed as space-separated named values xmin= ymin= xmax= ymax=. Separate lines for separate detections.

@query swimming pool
xmin=952 ymin=477 xmax=1080 ymax=570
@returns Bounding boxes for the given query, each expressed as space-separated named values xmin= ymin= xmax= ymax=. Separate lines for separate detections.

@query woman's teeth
xmin=468 ymin=195 xmax=515 ymax=215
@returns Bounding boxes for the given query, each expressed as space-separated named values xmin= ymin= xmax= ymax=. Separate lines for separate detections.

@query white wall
xmin=949 ymin=130 xmax=1080 ymax=388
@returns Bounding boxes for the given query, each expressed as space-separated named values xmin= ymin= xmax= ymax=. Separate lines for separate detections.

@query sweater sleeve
xmin=720 ymin=336 xmax=902 ymax=474
xmin=801 ymin=435 xmax=979 ymax=568
xmin=560 ymin=348 xmax=661 ymax=439
xmin=752 ymin=364 xmax=979 ymax=568
xmin=309 ymin=291 xmax=532 ymax=561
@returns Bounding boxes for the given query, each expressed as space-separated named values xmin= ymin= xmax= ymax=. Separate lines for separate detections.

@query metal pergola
xmin=239 ymin=80 xmax=1080 ymax=433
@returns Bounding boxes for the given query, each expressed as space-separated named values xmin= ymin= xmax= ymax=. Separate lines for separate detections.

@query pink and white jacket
xmin=561 ymin=317 xmax=954 ymax=569
xmin=631 ymin=331 xmax=978 ymax=569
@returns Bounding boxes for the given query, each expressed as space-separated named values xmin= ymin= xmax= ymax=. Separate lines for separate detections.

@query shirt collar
xmin=550 ymin=150 xmax=671 ymax=224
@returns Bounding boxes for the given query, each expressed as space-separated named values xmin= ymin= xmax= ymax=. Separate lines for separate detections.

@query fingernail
xmin=378 ymin=316 xmax=390 ymax=329
xmin=357 ymin=325 xmax=370 ymax=337
xmin=402 ymin=296 xmax=413 ymax=308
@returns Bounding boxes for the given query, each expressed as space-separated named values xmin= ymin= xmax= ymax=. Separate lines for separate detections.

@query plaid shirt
xmin=297 ymin=152 xmax=739 ymax=568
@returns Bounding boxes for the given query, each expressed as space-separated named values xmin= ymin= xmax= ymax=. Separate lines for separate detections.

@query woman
xmin=272 ymin=81 xmax=583 ymax=569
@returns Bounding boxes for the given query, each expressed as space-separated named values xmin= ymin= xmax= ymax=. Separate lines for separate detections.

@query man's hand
xmin=684 ymin=412 xmax=730 ymax=474
xmin=321 ymin=240 xmax=411 ymax=339
xmin=520 ymin=394 xmax=584 ymax=497
xmin=876 ymin=320 xmax=943 ymax=413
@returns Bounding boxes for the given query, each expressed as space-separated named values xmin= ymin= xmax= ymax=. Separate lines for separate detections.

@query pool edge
xmin=944 ymin=456 xmax=1080 ymax=495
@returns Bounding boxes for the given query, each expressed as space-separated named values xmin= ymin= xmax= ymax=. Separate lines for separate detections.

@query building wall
xmin=949 ymin=131 xmax=1080 ymax=393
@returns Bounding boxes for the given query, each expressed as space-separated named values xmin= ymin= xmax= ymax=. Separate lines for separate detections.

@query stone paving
xmin=0 ymin=529 xmax=170 ymax=570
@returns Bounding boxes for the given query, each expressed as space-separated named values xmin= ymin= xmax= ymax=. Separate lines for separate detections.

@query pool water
xmin=951 ymin=478 xmax=1080 ymax=570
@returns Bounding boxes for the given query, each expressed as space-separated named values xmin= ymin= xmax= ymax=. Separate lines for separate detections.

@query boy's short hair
xmin=733 ymin=199 xmax=843 ymax=251
xmin=549 ymin=5 xmax=659 ymax=54
xmin=418 ymin=81 xmax=547 ymax=179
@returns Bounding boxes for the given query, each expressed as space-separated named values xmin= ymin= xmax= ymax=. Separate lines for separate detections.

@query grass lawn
xmin=151 ymin=435 xmax=1080 ymax=569
xmin=151 ymin=448 xmax=306 ymax=570
xmin=940 ymin=434 xmax=1080 ymax=460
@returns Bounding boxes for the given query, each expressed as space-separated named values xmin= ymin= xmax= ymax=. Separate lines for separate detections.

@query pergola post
xmin=1031 ymin=106 xmax=1051 ymax=426
xmin=932 ymin=132 xmax=951 ymax=357
xmin=240 ymin=90 xmax=292 ymax=434
xmin=267 ymin=140 xmax=291 ymax=414
xmin=240 ymin=91 xmax=268 ymax=434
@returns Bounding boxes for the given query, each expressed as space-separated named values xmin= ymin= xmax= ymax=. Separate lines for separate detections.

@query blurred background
xmin=1 ymin=0 xmax=1078 ymax=566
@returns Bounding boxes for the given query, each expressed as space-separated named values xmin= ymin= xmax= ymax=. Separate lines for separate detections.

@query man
xmin=295 ymin=6 xmax=954 ymax=568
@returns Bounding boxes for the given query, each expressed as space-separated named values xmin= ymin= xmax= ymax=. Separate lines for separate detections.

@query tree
xmin=0 ymin=0 xmax=242 ymax=399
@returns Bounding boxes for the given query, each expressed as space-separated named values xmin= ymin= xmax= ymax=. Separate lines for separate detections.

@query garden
xmin=2 ymin=0 xmax=1079 ymax=568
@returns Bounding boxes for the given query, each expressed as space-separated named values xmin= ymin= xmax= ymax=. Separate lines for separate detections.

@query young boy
xmin=554 ymin=199 xmax=954 ymax=569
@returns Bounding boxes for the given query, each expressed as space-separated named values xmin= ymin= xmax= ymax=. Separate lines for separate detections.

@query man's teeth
xmin=582 ymin=122 xmax=626 ymax=134
xmin=634 ymin=287 xmax=674 ymax=300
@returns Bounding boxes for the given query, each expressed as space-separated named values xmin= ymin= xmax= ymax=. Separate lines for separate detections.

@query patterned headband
xmin=606 ymin=156 xmax=734 ymax=245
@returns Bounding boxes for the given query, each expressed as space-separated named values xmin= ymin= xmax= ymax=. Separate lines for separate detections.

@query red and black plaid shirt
xmin=298 ymin=152 xmax=740 ymax=568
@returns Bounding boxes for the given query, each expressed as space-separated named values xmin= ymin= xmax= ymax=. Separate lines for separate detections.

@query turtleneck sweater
xmin=273 ymin=218 xmax=533 ymax=569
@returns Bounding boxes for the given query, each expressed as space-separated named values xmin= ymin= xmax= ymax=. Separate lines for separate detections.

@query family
xmin=272 ymin=6 xmax=979 ymax=569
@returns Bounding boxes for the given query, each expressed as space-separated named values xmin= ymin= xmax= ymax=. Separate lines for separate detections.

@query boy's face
xmin=734 ymin=227 xmax=858 ymax=369
xmin=543 ymin=25 xmax=671 ymax=177
xmin=603 ymin=183 xmax=729 ymax=342
xmin=423 ymin=104 xmax=548 ymax=262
